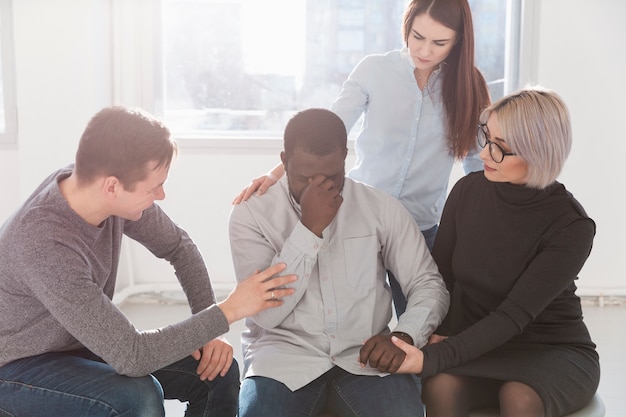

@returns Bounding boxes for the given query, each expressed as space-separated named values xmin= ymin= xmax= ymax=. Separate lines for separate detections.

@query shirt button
xmin=314 ymin=244 xmax=319 ymax=249
xmin=327 ymin=309 xmax=334 ymax=315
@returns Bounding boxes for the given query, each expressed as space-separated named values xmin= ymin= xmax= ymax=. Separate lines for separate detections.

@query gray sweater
xmin=0 ymin=166 xmax=229 ymax=376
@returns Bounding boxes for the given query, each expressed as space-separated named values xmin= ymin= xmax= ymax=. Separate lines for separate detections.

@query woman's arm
xmin=422 ymin=218 xmax=595 ymax=377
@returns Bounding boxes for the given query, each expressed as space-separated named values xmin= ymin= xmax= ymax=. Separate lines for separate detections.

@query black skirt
xmin=442 ymin=342 xmax=600 ymax=416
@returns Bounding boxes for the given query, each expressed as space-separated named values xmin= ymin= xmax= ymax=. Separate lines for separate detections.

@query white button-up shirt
xmin=229 ymin=177 xmax=449 ymax=391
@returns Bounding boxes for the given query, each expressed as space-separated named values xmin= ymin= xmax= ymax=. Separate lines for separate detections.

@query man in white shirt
xmin=229 ymin=108 xmax=449 ymax=417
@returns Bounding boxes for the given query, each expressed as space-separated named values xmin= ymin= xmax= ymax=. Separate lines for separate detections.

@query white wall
xmin=0 ymin=150 xmax=19 ymax=221
xmin=533 ymin=0 xmax=626 ymax=294
xmin=12 ymin=0 xmax=112 ymax=192
xmin=0 ymin=0 xmax=624 ymax=297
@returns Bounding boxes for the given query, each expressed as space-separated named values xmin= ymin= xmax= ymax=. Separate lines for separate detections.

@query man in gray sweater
xmin=0 ymin=106 xmax=296 ymax=416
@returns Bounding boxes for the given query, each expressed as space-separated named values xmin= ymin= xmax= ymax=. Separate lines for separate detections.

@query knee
xmin=118 ymin=375 xmax=165 ymax=417
xmin=499 ymin=381 xmax=544 ymax=417
xmin=183 ymin=359 xmax=239 ymax=414
xmin=422 ymin=373 xmax=466 ymax=403
xmin=421 ymin=372 xmax=473 ymax=417
xmin=239 ymin=376 xmax=285 ymax=417
xmin=210 ymin=360 xmax=240 ymax=403
xmin=202 ymin=359 xmax=240 ymax=397
xmin=221 ymin=359 xmax=240 ymax=388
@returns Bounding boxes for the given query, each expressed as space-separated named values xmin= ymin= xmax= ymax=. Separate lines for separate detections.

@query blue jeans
xmin=239 ymin=366 xmax=424 ymax=417
xmin=389 ymin=224 xmax=438 ymax=317
xmin=0 ymin=349 xmax=239 ymax=417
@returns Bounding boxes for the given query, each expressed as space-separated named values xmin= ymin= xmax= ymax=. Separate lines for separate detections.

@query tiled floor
xmin=120 ymin=296 xmax=625 ymax=417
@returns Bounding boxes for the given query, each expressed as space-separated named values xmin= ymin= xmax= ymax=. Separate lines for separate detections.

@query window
xmin=154 ymin=0 xmax=521 ymax=140
xmin=0 ymin=0 xmax=17 ymax=147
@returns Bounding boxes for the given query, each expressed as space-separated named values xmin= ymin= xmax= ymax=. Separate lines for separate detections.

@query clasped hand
xmin=358 ymin=334 xmax=409 ymax=373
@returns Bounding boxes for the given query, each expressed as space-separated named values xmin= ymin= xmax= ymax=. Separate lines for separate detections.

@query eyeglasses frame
xmin=477 ymin=123 xmax=517 ymax=163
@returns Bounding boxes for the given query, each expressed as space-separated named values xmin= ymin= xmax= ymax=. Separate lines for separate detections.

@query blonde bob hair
xmin=480 ymin=87 xmax=571 ymax=189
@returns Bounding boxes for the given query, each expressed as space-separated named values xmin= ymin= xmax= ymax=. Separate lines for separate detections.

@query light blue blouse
xmin=331 ymin=47 xmax=483 ymax=230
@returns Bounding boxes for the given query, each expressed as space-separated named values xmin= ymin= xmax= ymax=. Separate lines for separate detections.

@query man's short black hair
xmin=283 ymin=108 xmax=347 ymax=157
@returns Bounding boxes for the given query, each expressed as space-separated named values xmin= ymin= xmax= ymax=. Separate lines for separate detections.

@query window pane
xmin=470 ymin=0 xmax=510 ymax=100
xmin=161 ymin=0 xmax=517 ymax=138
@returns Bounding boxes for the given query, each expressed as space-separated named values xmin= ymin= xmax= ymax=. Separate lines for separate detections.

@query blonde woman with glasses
xmin=383 ymin=87 xmax=600 ymax=417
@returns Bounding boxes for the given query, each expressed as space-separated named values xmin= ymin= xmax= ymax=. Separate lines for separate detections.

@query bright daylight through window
xmin=159 ymin=0 xmax=519 ymax=139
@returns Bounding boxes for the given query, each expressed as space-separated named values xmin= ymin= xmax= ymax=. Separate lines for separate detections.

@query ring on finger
xmin=271 ymin=290 xmax=276 ymax=301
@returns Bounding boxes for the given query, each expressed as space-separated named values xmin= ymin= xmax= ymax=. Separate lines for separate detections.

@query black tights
xmin=422 ymin=373 xmax=545 ymax=417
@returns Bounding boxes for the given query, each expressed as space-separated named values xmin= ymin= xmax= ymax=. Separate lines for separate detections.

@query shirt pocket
xmin=342 ymin=234 xmax=380 ymax=287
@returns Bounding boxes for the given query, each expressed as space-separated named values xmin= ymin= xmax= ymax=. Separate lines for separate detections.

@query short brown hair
xmin=74 ymin=106 xmax=177 ymax=190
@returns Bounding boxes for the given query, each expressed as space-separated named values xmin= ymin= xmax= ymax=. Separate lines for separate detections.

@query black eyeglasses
xmin=477 ymin=123 xmax=516 ymax=163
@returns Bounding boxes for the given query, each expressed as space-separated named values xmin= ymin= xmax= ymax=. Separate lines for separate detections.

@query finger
xmin=220 ymin=351 xmax=234 ymax=377
xmin=391 ymin=335 xmax=412 ymax=353
xmin=263 ymin=291 xmax=290 ymax=306
xmin=308 ymin=175 xmax=336 ymax=193
xmin=321 ymin=178 xmax=338 ymax=192
xmin=261 ymin=277 xmax=297 ymax=301
xmin=387 ymin=353 xmax=407 ymax=373
xmin=243 ymin=178 xmax=264 ymax=200
xmin=255 ymin=263 xmax=288 ymax=282
xmin=196 ymin=345 xmax=214 ymax=376
xmin=263 ymin=274 xmax=298 ymax=290
xmin=375 ymin=350 xmax=402 ymax=373
xmin=359 ymin=340 xmax=375 ymax=365
xmin=232 ymin=189 xmax=246 ymax=205
xmin=367 ymin=348 xmax=384 ymax=369
xmin=191 ymin=349 xmax=202 ymax=361
xmin=204 ymin=350 xmax=227 ymax=381
xmin=199 ymin=360 xmax=219 ymax=381
xmin=257 ymin=178 xmax=272 ymax=195
xmin=308 ymin=175 xmax=328 ymax=186
xmin=242 ymin=187 xmax=256 ymax=201
xmin=271 ymin=284 xmax=296 ymax=298
xmin=430 ymin=334 xmax=448 ymax=344
xmin=197 ymin=344 xmax=229 ymax=381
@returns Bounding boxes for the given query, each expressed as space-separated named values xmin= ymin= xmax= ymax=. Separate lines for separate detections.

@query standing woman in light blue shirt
xmin=234 ymin=0 xmax=490 ymax=315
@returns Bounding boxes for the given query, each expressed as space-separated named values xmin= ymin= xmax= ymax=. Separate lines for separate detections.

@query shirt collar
xmin=401 ymin=46 xmax=445 ymax=80
xmin=287 ymin=190 xmax=302 ymax=217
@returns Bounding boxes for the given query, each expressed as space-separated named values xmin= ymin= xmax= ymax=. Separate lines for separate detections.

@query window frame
xmin=114 ymin=0 xmax=533 ymax=151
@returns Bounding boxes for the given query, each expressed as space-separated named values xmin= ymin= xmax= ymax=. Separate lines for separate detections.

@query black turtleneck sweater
xmin=422 ymin=171 xmax=597 ymax=377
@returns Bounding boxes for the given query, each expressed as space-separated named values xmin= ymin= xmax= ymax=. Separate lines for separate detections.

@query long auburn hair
xmin=402 ymin=0 xmax=491 ymax=159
